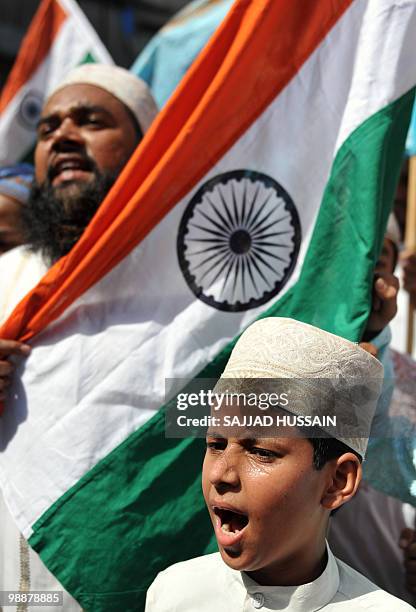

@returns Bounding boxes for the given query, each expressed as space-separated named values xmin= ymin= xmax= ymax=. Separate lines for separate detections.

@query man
xmin=0 ymin=63 xmax=157 ymax=610
xmin=0 ymin=63 xmax=157 ymax=381
xmin=0 ymin=63 xmax=157 ymax=321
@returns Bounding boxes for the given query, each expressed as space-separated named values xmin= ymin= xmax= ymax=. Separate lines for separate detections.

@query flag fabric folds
xmin=0 ymin=0 xmax=112 ymax=166
xmin=1 ymin=1 xmax=416 ymax=610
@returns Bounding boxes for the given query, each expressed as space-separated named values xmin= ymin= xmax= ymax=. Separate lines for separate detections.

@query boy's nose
xmin=209 ymin=453 xmax=240 ymax=490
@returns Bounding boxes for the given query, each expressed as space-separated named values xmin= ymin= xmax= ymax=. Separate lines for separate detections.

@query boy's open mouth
xmin=213 ymin=506 xmax=249 ymax=535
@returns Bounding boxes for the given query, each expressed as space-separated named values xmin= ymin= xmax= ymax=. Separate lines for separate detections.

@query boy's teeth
xmin=221 ymin=523 xmax=240 ymax=535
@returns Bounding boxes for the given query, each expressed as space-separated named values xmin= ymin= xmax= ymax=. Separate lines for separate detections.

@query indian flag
xmin=0 ymin=0 xmax=112 ymax=166
xmin=1 ymin=0 xmax=415 ymax=610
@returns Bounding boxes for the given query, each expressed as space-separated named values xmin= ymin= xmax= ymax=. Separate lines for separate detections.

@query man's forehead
xmin=41 ymin=83 xmax=125 ymax=118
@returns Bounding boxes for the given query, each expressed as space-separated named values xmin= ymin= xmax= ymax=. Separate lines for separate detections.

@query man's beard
xmin=22 ymin=169 xmax=118 ymax=264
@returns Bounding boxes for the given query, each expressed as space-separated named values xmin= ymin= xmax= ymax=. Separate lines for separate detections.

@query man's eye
xmin=85 ymin=116 xmax=105 ymax=127
xmin=38 ymin=124 xmax=55 ymax=137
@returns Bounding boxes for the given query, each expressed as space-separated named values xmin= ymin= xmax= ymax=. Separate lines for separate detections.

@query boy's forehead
xmin=204 ymin=430 xmax=315 ymax=466
xmin=206 ymin=430 xmax=301 ymax=444
xmin=206 ymin=403 xmax=305 ymax=441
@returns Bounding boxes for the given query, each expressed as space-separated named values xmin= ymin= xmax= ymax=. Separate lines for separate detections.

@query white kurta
xmin=0 ymin=245 xmax=47 ymax=324
xmin=0 ymin=246 xmax=81 ymax=611
xmin=145 ymin=548 xmax=414 ymax=612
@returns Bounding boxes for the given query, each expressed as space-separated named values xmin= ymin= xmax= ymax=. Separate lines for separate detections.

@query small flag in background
xmin=0 ymin=0 xmax=112 ymax=166
xmin=1 ymin=1 xmax=416 ymax=610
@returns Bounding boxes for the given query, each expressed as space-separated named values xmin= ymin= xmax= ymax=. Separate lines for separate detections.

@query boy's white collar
xmin=238 ymin=542 xmax=339 ymax=612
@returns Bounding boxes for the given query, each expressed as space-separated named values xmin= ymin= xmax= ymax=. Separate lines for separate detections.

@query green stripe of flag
xmin=31 ymin=422 xmax=212 ymax=612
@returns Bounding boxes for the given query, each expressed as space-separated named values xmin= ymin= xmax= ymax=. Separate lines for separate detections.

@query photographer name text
xmin=176 ymin=414 xmax=337 ymax=428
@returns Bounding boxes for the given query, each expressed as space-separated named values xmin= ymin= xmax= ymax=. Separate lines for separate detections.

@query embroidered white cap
xmin=49 ymin=64 xmax=158 ymax=135
xmin=214 ymin=317 xmax=384 ymax=457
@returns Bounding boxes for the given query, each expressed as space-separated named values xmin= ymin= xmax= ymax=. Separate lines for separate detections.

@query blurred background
xmin=0 ymin=0 xmax=190 ymax=87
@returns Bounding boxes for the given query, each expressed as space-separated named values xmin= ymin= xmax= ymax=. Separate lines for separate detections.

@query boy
xmin=146 ymin=317 xmax=413 ymax=611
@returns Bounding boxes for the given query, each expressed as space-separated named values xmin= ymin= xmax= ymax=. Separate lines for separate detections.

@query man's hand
xmin=364 ymin=272 xmax=399 ymax=339
xmin=0 ymin=339 xmax=31 ymax=400
xmin=401 ymin=250 xmax=416 ymax=308
xmin=399 ymin=528 xmax=416 ymax=594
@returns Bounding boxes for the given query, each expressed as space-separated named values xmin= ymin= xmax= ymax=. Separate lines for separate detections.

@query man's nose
xmin=51 ymin=118 xmax=84 ymax=150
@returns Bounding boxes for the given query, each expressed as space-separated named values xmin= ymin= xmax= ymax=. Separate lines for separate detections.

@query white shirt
xmin=145 ymin=548 xmax=414 ymax=611
xmin=0 ymin=245 xmax=47 ymax=324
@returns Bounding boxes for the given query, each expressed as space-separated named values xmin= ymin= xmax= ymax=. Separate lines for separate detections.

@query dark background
xmin=0 ymin=0 xmax=190 ymax=88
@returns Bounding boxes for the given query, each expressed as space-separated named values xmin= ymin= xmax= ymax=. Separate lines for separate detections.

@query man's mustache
xmin=46 ymin=155 xmax=97 ymax=184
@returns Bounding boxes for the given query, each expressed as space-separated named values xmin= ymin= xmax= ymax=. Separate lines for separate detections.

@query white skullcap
xmin=50 ymin=64 xmax=158 ymax=135
xmin=214 ymin=317 xmax=384 ymax=457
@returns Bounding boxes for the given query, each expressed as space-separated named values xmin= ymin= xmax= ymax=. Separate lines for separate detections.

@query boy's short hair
xmin=308 ymin=437 xmax=362 ymax=470
xmin=307 ymin=435 xmax=362 ymax=516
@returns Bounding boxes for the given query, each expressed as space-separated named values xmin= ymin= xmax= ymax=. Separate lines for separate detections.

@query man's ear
xmin=321 ymin=453 xmax=362 ymax=511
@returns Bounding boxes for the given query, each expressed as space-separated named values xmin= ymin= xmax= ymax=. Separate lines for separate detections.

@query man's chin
xmin=23 ymin=169 xmax=118 ymax=262
xmin=52 ymin=178 xmax=95 ymax=203
xmin=53 ymin=176 xmax=93 ymax=190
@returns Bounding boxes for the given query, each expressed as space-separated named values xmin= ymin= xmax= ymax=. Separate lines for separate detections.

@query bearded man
xmin=0 ymin=64 xmax=157 ymax=610
xmin=0 ymin=63 xmax=157 ymax=321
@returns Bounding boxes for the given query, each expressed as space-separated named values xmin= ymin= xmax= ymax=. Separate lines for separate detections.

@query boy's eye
xmin=206 ymin=439 xmax=226 ymax=452
xmin=250 ymin=446 xmax=278 ymax=460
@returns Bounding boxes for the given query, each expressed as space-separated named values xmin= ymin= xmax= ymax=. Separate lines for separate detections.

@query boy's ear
xmin=321 ymin=453 xmax=362 ymax=511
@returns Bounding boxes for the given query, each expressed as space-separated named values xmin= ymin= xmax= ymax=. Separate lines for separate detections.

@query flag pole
xmin=405 ymin=155 xmax=416 ymax=354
